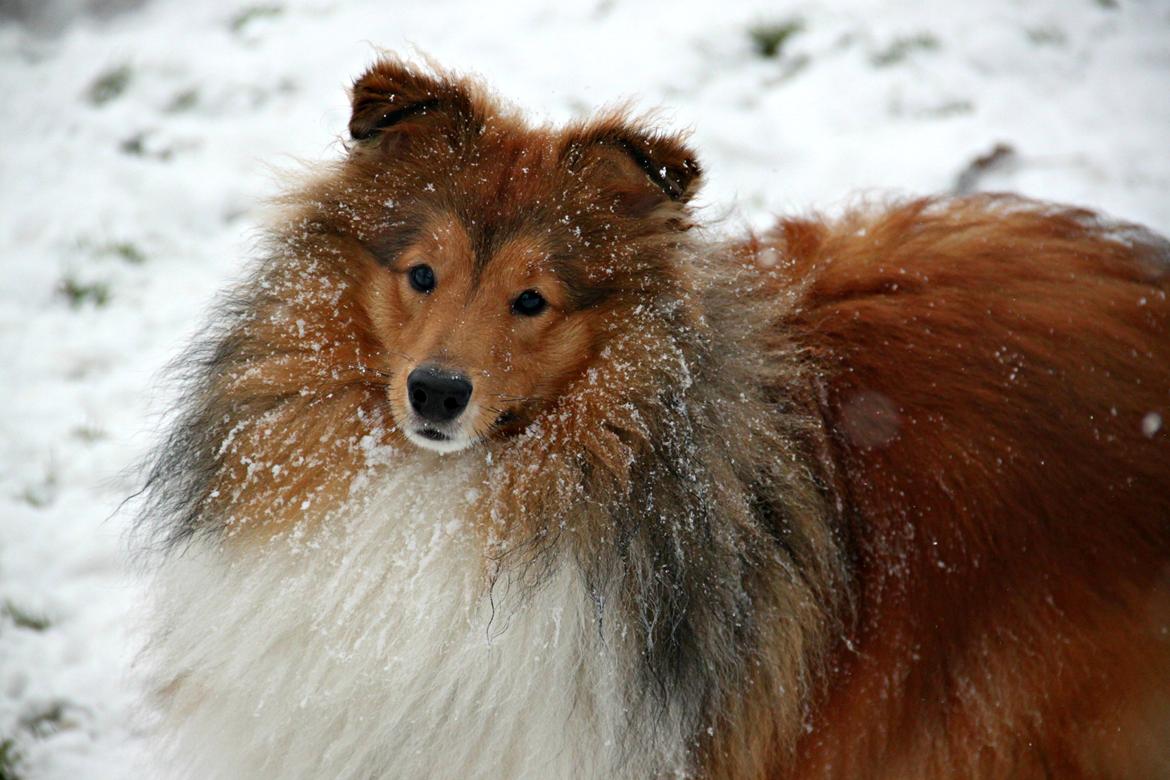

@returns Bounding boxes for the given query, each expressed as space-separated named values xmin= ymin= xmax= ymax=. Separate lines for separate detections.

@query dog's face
xmin=329 ymin=60 xmax=703 ymax=452
xmin=363 ymin=211 xmax=594 ymax=452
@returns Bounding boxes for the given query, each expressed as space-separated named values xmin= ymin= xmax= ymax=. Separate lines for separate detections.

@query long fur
xmin=138 ymin=58 xmax=1170 ymax=779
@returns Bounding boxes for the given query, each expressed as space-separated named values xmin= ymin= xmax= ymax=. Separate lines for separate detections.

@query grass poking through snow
xmin=0 ymin=738 xmax=22 ymax=780
xmin=86 ymin=65 xmax=132 ymax=106
xmin=871 ymin=33 xmax=940 ymax=66
xmin=748 ymin=19 xmax=804 ymax=59
xmin=58 ymin=277 xmax=111 ymax=308
xmin=102 ymin=242 xmax=147 ymax=265
xmin=2 ymin=601 xmax=51 ymax=632
xmin=230 ymin=4 xmax=283 ymax=33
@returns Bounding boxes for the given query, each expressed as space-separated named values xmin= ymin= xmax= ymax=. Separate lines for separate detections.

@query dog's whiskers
xmin=334 ymin=363 xmax=394 ymax=384
xmin=493 ymin=393 xmax=546 ymax=404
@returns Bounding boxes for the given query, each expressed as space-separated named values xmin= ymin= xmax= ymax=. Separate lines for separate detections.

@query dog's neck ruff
xmin=147 ymin=451 xmax=687 ymax=780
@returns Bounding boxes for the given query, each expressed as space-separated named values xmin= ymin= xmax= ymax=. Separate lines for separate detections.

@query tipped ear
xmin=567 ymin=118 xmax=703 ymax=217
xmin=348 ymin=58 xmax=478 ymax=144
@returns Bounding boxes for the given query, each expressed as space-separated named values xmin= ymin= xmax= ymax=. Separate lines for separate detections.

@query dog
xmin=138 ymin=57 xmax=1170 ymax=779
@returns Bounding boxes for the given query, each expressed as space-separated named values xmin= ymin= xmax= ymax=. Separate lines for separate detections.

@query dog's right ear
xmin=348 ymin=59 xmax=479 ymax=147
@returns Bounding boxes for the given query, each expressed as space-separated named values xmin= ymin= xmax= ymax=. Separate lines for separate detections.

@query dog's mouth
xmin=396 ymin=398 xmax=529 ymax=453
xmin=402 ymin=420 xmax=474 ymax=454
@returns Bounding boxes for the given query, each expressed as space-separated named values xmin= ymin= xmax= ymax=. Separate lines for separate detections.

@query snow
xmin=1145 ymin=412 xmax=1165 ymax=439
xmin=1 ymin=0 xmax=1168 ymax=777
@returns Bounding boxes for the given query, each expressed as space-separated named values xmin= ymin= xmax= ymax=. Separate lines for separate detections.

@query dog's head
xmin=326 ymin=58 xmax=703 ymax=452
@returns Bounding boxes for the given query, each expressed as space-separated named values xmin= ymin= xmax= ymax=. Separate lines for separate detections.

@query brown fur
xmin=763 ymin=199 xmax=1170 ymax=779
xmin=141 ymin=58 xmax=1170 ymax=778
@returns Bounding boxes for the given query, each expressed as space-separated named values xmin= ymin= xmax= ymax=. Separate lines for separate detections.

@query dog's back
xmin=761 ymin=196 xmax=1170 ymax=778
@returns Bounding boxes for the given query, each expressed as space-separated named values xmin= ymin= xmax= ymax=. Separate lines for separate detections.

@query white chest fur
xmin=146 ymin=454 xmax=686 ymax=779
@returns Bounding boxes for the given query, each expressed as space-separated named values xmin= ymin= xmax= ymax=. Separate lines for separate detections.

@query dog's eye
xmin=511 ymin=289 xmax=547 ymax=317
xmin=408 ymin=264 xmax=436 ymax=294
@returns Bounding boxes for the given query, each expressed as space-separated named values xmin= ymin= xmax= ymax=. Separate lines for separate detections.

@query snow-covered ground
xmin=1 ymin=0 xmax=1167 ymax=777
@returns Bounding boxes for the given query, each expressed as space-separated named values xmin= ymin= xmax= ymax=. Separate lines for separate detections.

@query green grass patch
xmin=59 ymin=276 xmax=111 ymax=308
xmin=872 ymin=33 xmax=940 ymax=66
xmin=119 ymin=132 xmax=179 ymax=160
xmin=119 ymin=133 xmax=147 ymax=157
xmin=1026 ymin=26 xmax=1066 ymax=46
xmin=21 ymin=703 xmax=68 ymax=738
xmin=87 ymin=65 xmax=132 ymax=106
xmin=103 ymin=241 xmax=147 ymax=265
xmin=17 ymin=486 xmax=52 ymax=509
xmin=71 ymin=424 xmax=109 ymax=442
xmin=748 ymin=19 xmax=804 ymax=59
xmin=0 ymin=738 xmax=22 ymax=780
xmin=928 ymin=99 xmax=973 ymax=117
xmin=230 ymin=4 xmax=283 ymax=33
xmin=166 ymin=88 xmax=200 ymax=113
xmin=2 ymin=601 xmax=50 ymax=632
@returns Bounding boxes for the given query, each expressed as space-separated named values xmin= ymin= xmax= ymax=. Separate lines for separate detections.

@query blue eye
xmin=408 ymin=264 xmax=435 ymax=294
xmin=512 ymin=289 xmax=547 ymax=317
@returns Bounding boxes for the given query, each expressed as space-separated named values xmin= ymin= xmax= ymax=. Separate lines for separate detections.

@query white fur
xmin=400 ymin=401 xmax=482 ymax=453
xmin=145 ymin=452 xmax=688 ymax=779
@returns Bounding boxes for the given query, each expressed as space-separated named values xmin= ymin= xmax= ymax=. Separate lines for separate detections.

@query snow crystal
xmin=1142 ymin=412 xmax=1163 ymax=438
xmin=756 ymin=247 xmax=780 ymax=268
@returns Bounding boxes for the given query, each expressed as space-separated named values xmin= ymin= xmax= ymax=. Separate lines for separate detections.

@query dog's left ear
xmin=567 ymin=118 xmax=703 ymax=218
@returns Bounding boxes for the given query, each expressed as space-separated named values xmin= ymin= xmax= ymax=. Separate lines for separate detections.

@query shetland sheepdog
xmin=139 ymin=58 xmax=1170 ymax=779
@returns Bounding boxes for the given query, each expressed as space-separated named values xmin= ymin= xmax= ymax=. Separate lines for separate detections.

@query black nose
xmin=407 ymin=366 xmax=473 ymax=423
